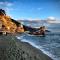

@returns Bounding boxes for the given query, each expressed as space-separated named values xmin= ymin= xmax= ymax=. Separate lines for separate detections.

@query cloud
xmin=37 ymin=8 xmax=43 ymax=10
xmin=0 ymin=1 xmax=13 ymax=7
xmin=6 ymin=2 xmax=13 ymax=7
xmin=31 ymin=7 xmax=43 ymax=11
xmin=47 ymin=16 xmax=56 ymax=20
xmin=5 ymin=8 xmax=14 ymax=11
xmin=0 ymin=1 xmax=14 ymax=15
xmin=0 ymin=2 xmax=3 ymax=4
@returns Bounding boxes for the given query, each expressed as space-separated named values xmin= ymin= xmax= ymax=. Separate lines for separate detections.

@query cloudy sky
xmin=0 ymin=0 xmax=60 ymax=20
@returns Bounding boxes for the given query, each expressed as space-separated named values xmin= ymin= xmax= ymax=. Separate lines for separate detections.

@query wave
xmin=16 ymin=35 xmax=59 ymax=60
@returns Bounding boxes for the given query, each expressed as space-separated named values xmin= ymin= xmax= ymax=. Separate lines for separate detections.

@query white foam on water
xmin=16 ymin=35 xmax=24 ymax=40
xmin=16 ymin=36 xmax=58 ymax=60
xmin=16 ymin=36 xmax=20 ymax=39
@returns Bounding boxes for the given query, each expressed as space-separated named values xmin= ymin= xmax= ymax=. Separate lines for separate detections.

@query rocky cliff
xmin=0 ymin=9 xmax=24 ymax=33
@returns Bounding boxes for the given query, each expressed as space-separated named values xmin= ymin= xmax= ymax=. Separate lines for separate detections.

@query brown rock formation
xmin=0 ymin=9 xmax=24 ymax=33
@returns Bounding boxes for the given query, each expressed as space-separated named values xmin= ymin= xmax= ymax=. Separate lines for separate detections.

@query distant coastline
xmin=18 ymin=19 xmax=60 ymax=24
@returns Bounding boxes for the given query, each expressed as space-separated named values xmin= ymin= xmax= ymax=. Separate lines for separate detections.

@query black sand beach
xmin=0 ymin=34 xmax=53 ymax=60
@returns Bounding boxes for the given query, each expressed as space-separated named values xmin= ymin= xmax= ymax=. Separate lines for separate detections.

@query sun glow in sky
xmin=0 ymin=0 xmax=60 ymax=20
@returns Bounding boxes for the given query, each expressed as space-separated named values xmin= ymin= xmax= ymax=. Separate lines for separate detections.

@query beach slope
xmin=0 ymin=35 xmax=53 ymax=60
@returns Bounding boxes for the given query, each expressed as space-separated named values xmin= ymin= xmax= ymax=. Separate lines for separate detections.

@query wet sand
xmin=0 ymin=34 xmax=53 ymax=60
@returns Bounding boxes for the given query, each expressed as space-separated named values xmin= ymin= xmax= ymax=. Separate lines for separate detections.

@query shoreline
xmin=17 ymin=36 xmax=55 ymax=60
xmin=17 ymin=40 xmax=53 ymax=60
xmin=0 ymin=34 xmax=53 ymax=60
xmin=16 ymin=37 xmax=53 ymax=60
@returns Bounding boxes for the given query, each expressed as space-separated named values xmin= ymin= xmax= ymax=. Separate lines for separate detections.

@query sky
xmin=0 ymin=0 xmax=60 ymax=20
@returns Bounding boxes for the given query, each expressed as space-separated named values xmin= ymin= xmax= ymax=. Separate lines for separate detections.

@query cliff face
xmin=0 ymin=15 xmax=24 ymax=33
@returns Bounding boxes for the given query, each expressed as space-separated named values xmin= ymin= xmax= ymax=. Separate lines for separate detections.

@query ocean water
xmin=17 ymin=21 xmax=60 ymax=60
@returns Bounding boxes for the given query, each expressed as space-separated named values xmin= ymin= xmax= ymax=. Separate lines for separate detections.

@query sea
xmin=16 ymin=21 xmax=60 ymax=60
